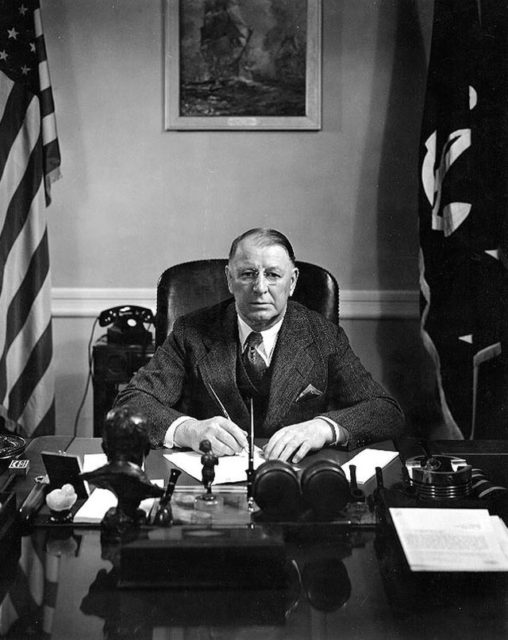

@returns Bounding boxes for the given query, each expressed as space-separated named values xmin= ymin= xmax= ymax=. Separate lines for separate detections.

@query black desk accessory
xmin=153 ymin=467 xmax=182 ymax=526
xmin=194 ymin=439 xmax=221 ymax=511
xmin=246 ymin=397 xmax=255 ymax=510
xmin=348 ymin=464 xmax=365 ymax=503
xmin=253 ymin=451 xmax=351 ymax=522
xmin=0 ymin=433 xmax=26 ymax=472
xmin=18 ymin=474 xmax=49 ymax=525
xmin=8 ymin=458 xmax=29 ymax=477
xmin=80 ymin=407 xmax=164 ymax=538
xmin=41 ymin=451 xmax=89 ymax=499
xmin=98 ymin=305 xmax=154 ymax=346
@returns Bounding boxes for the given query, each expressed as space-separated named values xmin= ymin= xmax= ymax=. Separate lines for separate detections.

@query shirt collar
xmin=237 ymin=313 xmax=285 ymax=361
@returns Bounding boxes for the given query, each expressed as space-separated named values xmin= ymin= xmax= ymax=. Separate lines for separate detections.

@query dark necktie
xmin=243 ymin=332 xmax=267 ymax=386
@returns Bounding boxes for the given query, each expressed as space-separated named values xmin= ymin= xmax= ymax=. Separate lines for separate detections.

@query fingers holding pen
xmin=177 ymin=416 xmax=248 ymax=456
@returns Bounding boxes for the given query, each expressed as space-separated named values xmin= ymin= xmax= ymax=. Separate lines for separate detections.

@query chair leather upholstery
xmin=155 ymin=259 xmax=339 ymax=347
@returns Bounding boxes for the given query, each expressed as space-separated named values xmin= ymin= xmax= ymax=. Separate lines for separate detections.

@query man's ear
xmin=225 ymin=264 xmax=233 ymax=294
xmin=289 ymin=267 xmax=299 ymax=296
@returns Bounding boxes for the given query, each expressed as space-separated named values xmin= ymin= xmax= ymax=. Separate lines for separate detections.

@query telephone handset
xmin=98 ymin=305 xmax=154 ymax=345
xmin=98 ymin=305 xmax=154 ymax=327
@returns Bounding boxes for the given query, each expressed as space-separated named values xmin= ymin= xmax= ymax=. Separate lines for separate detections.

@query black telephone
xmin=98 ymin=305 xmax=154 ymax=345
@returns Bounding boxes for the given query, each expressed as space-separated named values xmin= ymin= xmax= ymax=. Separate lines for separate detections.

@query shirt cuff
xmin=164 ymin=416 xmax=191 ymax=448
xmin=317 ymin=416 xmax=349 ymax=446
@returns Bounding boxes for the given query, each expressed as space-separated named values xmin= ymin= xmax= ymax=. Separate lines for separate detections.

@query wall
xmin=41 ymin=0 xmax=445 ymax=438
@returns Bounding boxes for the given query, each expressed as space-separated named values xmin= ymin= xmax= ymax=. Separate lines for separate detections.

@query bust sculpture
xmin=80 ymin=406 xmax=163 ymax=537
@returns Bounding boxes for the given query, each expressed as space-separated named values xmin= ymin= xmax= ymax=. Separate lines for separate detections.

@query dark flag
xmin=0 ymin=0 xmax=61 ymax=437
xmin=419 ymin=0 xmax=508 ymax=439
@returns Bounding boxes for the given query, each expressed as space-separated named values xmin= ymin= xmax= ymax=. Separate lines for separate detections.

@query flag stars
xmin=8 ymin=28 xmax=19 ymax=40
xmin=0 ymin=50 xmax=8 ymax=61
xmin=30 ymin=42 xmax=36 ymax=53
xmin=19 ymin=4 xmax=29 ymax=16
xmin=20 ymin=65 xmax=31 ymax=75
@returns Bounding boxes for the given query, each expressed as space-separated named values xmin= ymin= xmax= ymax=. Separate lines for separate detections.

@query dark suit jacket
xmin=115 ymin=300 xmax=405 ymax=449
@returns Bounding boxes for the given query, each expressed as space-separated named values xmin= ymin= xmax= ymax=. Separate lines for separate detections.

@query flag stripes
xmin=0 ymin=0 xmax=60 ymax=437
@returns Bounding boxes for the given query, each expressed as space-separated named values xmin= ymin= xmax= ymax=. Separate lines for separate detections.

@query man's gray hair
xmin=228 ymin=228 xmax=296 ymax=265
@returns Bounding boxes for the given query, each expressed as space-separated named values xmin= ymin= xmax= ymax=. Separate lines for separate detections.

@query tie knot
xmin=246 ymin=332 xmax=263 ymax=350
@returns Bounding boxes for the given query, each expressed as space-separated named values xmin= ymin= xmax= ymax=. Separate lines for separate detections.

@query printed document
xmin=389 ymin=508 xmax=508 ymax=571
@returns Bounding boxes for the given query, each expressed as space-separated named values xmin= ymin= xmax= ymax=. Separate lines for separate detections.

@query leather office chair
xmin=155 ymin=259 xmax=339 ymax=347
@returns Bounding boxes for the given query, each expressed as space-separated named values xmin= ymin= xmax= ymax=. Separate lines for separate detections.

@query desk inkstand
xmin=194 ymin=439 xmax=223 ymax=511
xmin=80 ymin=406 xmax=163 ymax=540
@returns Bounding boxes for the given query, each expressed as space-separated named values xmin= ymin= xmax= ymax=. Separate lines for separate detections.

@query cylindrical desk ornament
xmin=301 ymin=458 xmax=350 ymax=519
xmin=405 ymin=455 xmax=472 ymax=500
xmin=252 ymin=460 xmax=300 ymax=519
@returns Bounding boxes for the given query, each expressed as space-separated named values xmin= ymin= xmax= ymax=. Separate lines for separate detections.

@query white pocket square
xmin=297 ymin=384 xmax=323 ymax=402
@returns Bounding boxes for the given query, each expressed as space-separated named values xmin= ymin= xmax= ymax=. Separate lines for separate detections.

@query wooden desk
xmin=0 ymin=438 xmax=507 ymax=639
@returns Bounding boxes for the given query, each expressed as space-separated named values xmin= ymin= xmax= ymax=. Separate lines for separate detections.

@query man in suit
xmin=115 ymin=228 xmax=404 ymax=463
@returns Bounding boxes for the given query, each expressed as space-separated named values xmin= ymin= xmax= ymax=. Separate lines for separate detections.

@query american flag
xmin=0 ymin=0 xmax=60 ymax=437
xmin=419 ymin=0 xmax=508 ymax=439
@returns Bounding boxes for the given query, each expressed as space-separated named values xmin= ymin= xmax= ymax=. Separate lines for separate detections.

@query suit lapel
xmin=198 ymin=303 xmax=250 ymax=428
xmin=264 ymin=304 xmax=315 ymax=431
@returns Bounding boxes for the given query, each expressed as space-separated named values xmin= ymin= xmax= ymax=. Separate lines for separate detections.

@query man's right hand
xmin=174 ymin=417 xmax=248 ymax=456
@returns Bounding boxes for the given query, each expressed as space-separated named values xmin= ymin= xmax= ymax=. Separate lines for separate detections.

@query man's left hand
xmin=263 ymin=419 xmax=334 ymax=463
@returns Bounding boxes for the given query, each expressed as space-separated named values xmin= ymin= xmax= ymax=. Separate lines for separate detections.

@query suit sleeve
xmin=113 ymin=319 xmax=189 ymax=447
xmin=320 ymin=323 xmax=405 ymax=449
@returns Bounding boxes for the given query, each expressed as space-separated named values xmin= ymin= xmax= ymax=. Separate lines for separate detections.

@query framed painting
xmin=164 ymin=0 xmax=322 ymax=130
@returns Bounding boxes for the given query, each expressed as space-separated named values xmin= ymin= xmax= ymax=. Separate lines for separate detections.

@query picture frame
xmin=164 ymin=0 xmax=322 ymax=131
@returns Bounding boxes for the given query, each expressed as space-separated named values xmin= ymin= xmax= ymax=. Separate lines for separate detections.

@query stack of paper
xmin=389 ymin=507 xmax=508 ymax=571
xmin=73 ymin=480 xmax=163 ymax=524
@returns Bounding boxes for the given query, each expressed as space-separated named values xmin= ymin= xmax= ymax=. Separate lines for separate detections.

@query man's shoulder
xmin=286 ymin=300 xmax=336 ymax=329
xmin=174 ymin=298 xmax=235 ymax=330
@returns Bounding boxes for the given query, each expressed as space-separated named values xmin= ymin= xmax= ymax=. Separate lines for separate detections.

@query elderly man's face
xmin=226 ymin=237 xmax=298 ymax=331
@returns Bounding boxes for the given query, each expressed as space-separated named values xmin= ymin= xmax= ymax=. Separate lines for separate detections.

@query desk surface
xmin=0 ymin=437 xmax=507 ymax=640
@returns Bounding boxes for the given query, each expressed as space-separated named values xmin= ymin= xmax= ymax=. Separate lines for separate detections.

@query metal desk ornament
xmin=405 ymin=454 xmax=473 ymax=500
xmin=194 ymin=439 xmax=223 ymax=510
xmin=80 ymin=407 xmax=163 ymax=538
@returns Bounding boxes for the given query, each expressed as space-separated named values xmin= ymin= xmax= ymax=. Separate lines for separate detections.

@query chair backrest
xmin=155 ymin=259 xmax=339 ymax=346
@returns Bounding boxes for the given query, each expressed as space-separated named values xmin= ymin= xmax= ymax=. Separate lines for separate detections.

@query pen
xmin=246 ymin=397 xmax=255 ymax=510
xmin=207 ymin=383 xmax=231 ymax=420
xmin=207 ymin=382 xmax=248 ymax=454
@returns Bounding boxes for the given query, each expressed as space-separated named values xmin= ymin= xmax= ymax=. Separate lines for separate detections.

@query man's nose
xmin=252 ymin=273 xmax=268 ymax=294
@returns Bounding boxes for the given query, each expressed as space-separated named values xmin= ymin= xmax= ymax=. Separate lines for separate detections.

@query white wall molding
xmin=339 ymin=289 xmax=419 ymax=319
xmin=52 ymin=288 xmax=419 ymax=320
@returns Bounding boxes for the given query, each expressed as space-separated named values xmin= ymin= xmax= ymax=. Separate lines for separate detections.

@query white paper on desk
xmin=164 ymin=447 xmax=264 ymax=484
xmin=341 ymin=449 xmax=398 ymax=484
xmin=73 ymin=479 xmax=163 ymax=524
xmin=389 ymin=508 xmax=508 ymax=572
xmin=82 ymin=453 xmax=108 ymax=472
